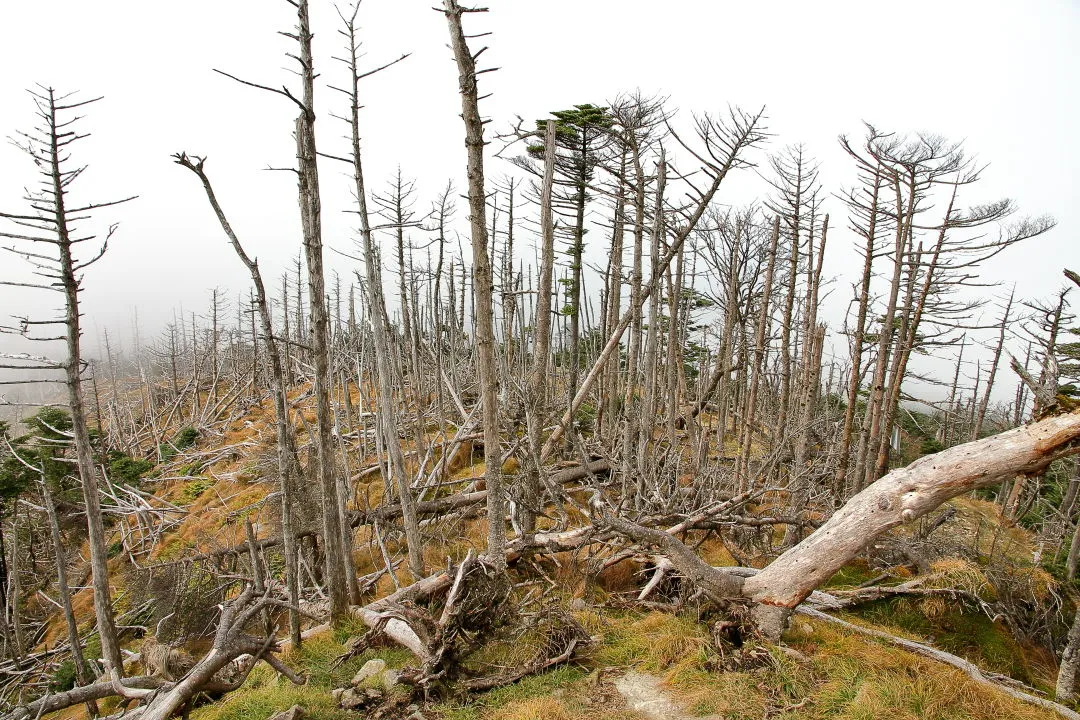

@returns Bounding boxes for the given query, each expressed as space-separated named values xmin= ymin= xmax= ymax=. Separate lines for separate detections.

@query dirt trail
xmin=613 ymin=671 xmax=713 ymax=720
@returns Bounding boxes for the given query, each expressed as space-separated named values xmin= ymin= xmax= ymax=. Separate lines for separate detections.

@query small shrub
xmin=176 ymin=427 xmax=199 ymax=449
xmin=107 ymin=540 xmax=124 ymax=559
xmin=180 ymin=478 xmax=212 ymax=503
xmin=50 ymin=660 xmax=76 ymax=691
xmin=108 ymin=452 xmax=154 ymax=485
xmin=160 ymin=427 xmax=199 ymax=462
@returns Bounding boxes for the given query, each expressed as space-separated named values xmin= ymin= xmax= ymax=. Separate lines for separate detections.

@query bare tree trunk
xmin=601 ymin=149 xmax=628 ymax=438
xmin=444 ymin=0 xmax=505 ymax=567
xmin=637 ymin=153 xmax=667 ymax=482
xmin=41 ymin=478 xmax=95 ymax=694
xmin=524 ymin=120 xmax=558 ymax=537
xmin=30 ymin=88 xmax=128 ymax=675
xmin=737 ymin=217 xmax=780 ymax=489
xmin=858 ymin=170 xmax=910 ymax=490
xmin=294 ymin=0 xmax=350 ymax=624
xmin=174 ymin=153 xmax=305 ymax=647
xmin=1058 ymin=604 xmax=1080 ymax=702
xmin=338 ymin=6 xmax=424 ymax=579
xmin=542 ymin=109 xmax=766 ymax=459
xmin=972 ymin=289 xmax=1014 ymax=440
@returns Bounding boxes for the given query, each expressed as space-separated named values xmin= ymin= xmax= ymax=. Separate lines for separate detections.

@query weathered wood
xmin=1057 ymin=604 xmax=1080 ymax=702
xmin=743 ymin=411 xmax=1080 ymax=636
xmin=443 ymin=0 xmax=505 ymax=568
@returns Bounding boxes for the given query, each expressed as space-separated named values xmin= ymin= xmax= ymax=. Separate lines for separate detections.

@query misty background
xmin=0 ymin=0 xmax=1077 ymax=414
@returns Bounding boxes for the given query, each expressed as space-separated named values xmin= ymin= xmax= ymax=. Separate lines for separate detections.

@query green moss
xmin=823 ymin=560 xmax=879 ymax=589
xmin=180 ymin=478 xmax=213 ymax=503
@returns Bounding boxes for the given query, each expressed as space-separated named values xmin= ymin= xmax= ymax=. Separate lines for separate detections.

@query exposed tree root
xmin=2 ymin=585 xmax=304 ymax=720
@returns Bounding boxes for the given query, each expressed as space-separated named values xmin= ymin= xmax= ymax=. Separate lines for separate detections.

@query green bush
xmin=180 ymin=478 xmax=213 ymax=503
xmin=160 ymin=427 xmax=198 ymax=462
xmin=50 ymin=660 xmax=76 ymax=691
xmin=108 ymin=452 xmax=154 ymax=485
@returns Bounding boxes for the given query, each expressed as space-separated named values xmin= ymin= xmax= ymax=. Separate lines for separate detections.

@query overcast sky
xmin=0 ymin=0 xmax=1077 ymax=403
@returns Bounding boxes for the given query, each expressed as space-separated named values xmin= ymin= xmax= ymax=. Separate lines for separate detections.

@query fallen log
xmin=599 ymin=411 xmax=1080 ymax=640
xmin=798 ymin=606 xmax=1080 ymax=720
xmin=742 ymin=410 xmax=1080 ymax=637
xmin=3 ymin=676 xmax=163 ymax=720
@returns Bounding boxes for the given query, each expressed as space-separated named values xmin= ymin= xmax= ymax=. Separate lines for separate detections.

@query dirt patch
xmin=613 ymin=671 xmax=703 ymax=720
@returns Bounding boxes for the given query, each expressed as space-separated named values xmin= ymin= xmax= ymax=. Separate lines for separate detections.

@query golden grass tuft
xmin=783 ymin=617 xmax=1060 ymax=720
xmin=592 ymin=611 xmax=708 ymax=671
xmin=927 ymin=557 xmax=993 ymax=598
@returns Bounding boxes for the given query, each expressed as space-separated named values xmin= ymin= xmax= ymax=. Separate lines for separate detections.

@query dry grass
xmin=784 ymin=617 xmax=1061 ymax=720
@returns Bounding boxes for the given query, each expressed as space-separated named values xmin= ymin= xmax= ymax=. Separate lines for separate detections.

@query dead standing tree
xmin=331 ymin=2 xmax=424 ymax=579
xmin=0 ymin=88 xmax=136 ymax=676
xmin=215 ymin=0 xmax=352 ymax=623
xmin=442 ymin=0 xmax=507 ymax=568
xmin=541 ymin=107 xmax=768 ymax=461
xmin=172 ymin=153 xmax=306 ymax=648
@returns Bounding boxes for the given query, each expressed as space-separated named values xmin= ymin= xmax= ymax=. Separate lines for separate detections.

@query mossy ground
xmin=34 ymin=389 xmax=1075 ymax=720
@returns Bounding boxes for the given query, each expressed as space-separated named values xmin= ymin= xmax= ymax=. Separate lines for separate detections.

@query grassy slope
xmin=40 ymin=394 xmax=1076 ymax=720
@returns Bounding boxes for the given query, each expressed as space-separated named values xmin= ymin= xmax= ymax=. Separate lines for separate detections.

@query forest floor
xmin=31 ymin=391 xmax=1077 ymax=720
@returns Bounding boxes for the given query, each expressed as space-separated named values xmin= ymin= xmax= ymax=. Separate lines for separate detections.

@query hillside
xmin=2 ymin=1 xmax=1079 ymax=719
xmin=1 ymin=388 xmax=1074 ymax=720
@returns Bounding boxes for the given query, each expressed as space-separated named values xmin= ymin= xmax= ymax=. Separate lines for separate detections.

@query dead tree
xmin=1058 ymin=602 xmax=1080 ymax=702
xmin=0 ymin=88 xmax=135 ymax=675
xmin=172 ymin=153 xmax=306 ymax=647
xmin=522 ymin=119 xmax=558 ymax=537
xmin=333 ymin=3 xmax=424 ymax=579
xmin=601 ymin=409 xmax=1080 ymax=641
xmin=442 ymin=0 xmax=506 ymax=567
xmin=1 ymin=585 xmax=304 ymax=720
xmin=216 ymin=0 xmax=352 ymax=622
xmin=541 ymin=107 xmax=768 ymax=460
xmin=972 ymin=289 xmax=1015 ymax=440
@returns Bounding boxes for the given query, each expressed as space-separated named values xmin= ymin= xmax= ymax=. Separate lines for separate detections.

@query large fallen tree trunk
xmin=742 ymin=410 xmax=1080 ymax=637
xmin=599 ymin=411 xmax=1080 ymax=639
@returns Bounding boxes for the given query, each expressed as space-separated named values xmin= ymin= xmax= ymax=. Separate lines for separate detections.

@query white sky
xmin=0 ymin=0 xmax=1078 ymax=403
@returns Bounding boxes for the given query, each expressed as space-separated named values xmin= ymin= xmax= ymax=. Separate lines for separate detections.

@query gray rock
xmin=570 ymin=598 xmax=587 ymax=612
xmin=337 ymin=688 xmax=363 ymax=710
xmin=614 ymin=672 xmax=684 ymax=720
xmin=381 ymin=668 xmax=400 ymax=689
xmin=351 ymin=658 xmax=387 ymax=687
xmin=267 ymin=705 xmax=305 ymax=720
